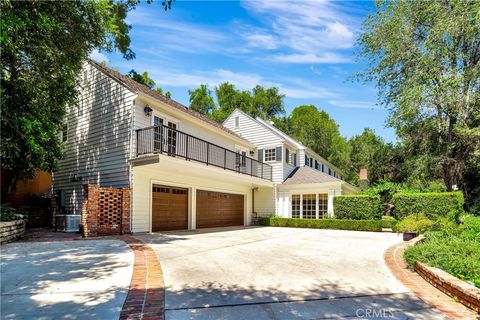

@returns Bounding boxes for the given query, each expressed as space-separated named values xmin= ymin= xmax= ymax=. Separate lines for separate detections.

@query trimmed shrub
xmin=392 ymin=192 xmax=464 ymax=220
xmin=333 ymin=195 xmax=382 ymax=220
xmin=381 ymin=216 xmax=398 ymax=229
xmin=0 ymin=204 xmax=22 ymax=222
xmin=394 ymin=213 xmax=435 ymax=233
xmin=258 ymin=216 xmax=382 ymax=232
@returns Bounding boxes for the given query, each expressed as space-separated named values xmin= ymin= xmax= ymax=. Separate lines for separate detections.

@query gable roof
xmin=88 ymin=60 xmax=251 ymax=145
xmin=226 ymin=108 xmax=343 ymax=175
xmin=283 ymin=166 xmax=342 ymax=185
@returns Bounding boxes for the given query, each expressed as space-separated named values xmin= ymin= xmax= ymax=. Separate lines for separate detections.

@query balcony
xmin=135 ymin=125 xmax=273 ymax=181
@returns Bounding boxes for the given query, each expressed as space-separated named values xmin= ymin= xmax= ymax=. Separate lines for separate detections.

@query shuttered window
xmin=264 ymin=148 xmax=276 ymax=162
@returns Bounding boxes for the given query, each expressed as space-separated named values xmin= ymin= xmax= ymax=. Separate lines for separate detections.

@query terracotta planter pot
xmin=403 ymin=232 xmax=418 ymax=241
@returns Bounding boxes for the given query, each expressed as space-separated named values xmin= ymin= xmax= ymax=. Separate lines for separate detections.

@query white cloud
xmin=328 ymin=99 xmax=382 ymax=109
xmin=138 ymin=66 xmax=335 ymax=99
xmin=89 ymin=49 xmax=109 ymax=63
xmin=273 ymin=53 xmax=351 ymax=64
xmin=240 ymin=0 xmax=359 ymax=64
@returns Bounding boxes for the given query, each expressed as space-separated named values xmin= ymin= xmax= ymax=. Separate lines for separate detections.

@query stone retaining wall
xmin=415 ymin=261 xmax=480 ymax=313
xmin=0 ymin=220 xmax=26 ymax=244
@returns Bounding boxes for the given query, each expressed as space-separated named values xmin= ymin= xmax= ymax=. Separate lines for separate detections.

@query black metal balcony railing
xmin=136 ymin=125 xmax=273 ymax=181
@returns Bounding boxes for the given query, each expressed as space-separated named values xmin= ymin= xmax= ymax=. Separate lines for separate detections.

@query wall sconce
xmin=144 ymin=105 xmax=153 ymax=117
xmin=70 ymin=174 xmax=83 ymax=182
xmin=250 ymin=150 xmax=255 ymax=157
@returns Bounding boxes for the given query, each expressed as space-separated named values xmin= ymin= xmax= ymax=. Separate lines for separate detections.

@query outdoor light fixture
xmin=250 ymin=150 xmax=255 ymax=156
xmin=144 ymin=105 xmax=153 ymax=117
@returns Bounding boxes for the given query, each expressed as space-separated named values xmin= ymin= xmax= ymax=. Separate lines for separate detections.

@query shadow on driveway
xmin=1 ymin=240 xmax=133 ymax=320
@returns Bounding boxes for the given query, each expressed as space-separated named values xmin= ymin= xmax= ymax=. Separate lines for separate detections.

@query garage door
xmin=196 ymin=190 xmax=244 ymax=228
xmin=152 ymin=185 xmax=188 ymax=231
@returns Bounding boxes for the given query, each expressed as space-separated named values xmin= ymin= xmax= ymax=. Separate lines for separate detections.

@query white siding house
xmin=53 ymin=61 xmax=273 ymax=232
xmin=224 ymin=109 xmax=357 ymax=218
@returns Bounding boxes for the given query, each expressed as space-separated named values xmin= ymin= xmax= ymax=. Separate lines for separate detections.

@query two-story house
xmin=53 ymin=60 xmax=273 ymax=232
xmin=223 ymin=109 xmax=357 ymax=219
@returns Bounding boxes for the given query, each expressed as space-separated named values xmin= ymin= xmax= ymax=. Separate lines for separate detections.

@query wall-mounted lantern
xmin=144 ymin=104 xmax=153 ymax=117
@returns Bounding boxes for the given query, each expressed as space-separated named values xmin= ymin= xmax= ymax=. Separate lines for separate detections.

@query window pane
xmin=264 ymin=148 xmax=276 ymax=162
xmin=292 ymin=194 xmax=300 ymax=218
xmin=318 ymin=194 xmax=328 ymax=218
xmin=302 ymin=194 xmax=316 ymax=219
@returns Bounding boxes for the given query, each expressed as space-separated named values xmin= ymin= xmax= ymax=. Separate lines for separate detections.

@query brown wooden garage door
xmin=152 ymin=184 xmax=188 ymax=231
xmin=196 ymin=190 xmax=244 ymax=228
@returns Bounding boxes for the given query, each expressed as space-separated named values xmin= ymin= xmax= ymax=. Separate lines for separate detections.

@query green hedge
xmin=381 ymin=216 xmax=398 ymax=229
xmin=333 ymin=195 xmax=382 ymax=220
xmin=392 ymin=192 xmax=464 ymax=220
xmin=258 ymin=216 xmax=382 ymax=232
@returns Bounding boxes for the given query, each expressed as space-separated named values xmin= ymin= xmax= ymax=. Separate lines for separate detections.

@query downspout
xmin=252 ymin=186 xmax=258 ymax=224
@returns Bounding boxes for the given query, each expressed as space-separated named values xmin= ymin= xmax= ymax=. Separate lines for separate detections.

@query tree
xmin=0 ymin=1 xmax=172 ymax=196
xmin=213 ymin=82 xmax=253 ymax=122
xmin=252 ymin=85 xmax=285 ymax=120
xmin=126 ymin=69 xmax=172 ymax=98
xmin=358 ymin=0 xmax=480 ymax=208
xmin=127 ymin=70 xmax=155 ymax=88
xmin=287 ymin=105 xmax=351 ymax=173
xmin=188 ymin=84 xmax=216 ymax=115
xmin=347 ymin=128 xmax=396 ymax=185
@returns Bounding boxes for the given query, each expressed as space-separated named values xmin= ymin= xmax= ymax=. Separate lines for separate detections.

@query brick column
xmin=82 ymin=184 xmax=100 ymax=237
xmin=121 ymin=188 xmax=131 ymax=234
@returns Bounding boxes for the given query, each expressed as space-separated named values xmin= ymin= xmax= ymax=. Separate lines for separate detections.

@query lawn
xmin=404 ymin=215 xmax=480 ymax=288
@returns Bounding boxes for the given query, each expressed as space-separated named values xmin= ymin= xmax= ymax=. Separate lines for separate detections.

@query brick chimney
xmin=359 ymin=168 xmax=369 ymax=190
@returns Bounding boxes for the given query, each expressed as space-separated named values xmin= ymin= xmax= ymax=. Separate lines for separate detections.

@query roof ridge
xmin=87 ymin=59 xmax=250 ymax=144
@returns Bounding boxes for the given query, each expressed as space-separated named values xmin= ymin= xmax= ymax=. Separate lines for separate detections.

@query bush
xmin=404 ymin=215 xmax=480 ymax=288
xmin=0 ymin=204 xmax=22 ymax=222
xmin=392 ymin=192 xmax=464 ymax=220
xmin=259 ymin=216 xmax=382 ymax=232
xmin=394 ymin=213 xmax=435 ymax=233
xmin=381 ymin=216 xmax=398 ymax=229
xmin=333 ymin=195 xmax=382 ymax=220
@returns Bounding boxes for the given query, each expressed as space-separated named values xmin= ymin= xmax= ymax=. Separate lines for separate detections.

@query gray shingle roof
xmin=283 ymin=166 xmax=342 ymax=185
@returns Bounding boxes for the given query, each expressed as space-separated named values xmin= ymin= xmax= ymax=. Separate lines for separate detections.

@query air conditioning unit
xmin=55 ymin=215 xmax=81 ymax=232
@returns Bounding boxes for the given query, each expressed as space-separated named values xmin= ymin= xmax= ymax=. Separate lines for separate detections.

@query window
xmin=315 ymin=160 xmax=319 ymax=170
xmin=235 ymin=116 xmax=240 ymax=128
xmin=286 ymin=149 xmax=295 ymax=165
xmin=318 ymin=194 xmax=328 ymax=218
xmin=302 ymin=194 xmax=316 ymax=219
xmin=321 ymin=164 xmax=325 ymax=172
xmin=60 ymin=124 xmax=68 ymax=143
xmin=328 ymin=168 xmax=332 ymax=176
xmin=292 ymin=194 xmax=300 ymax=218
xmin=305 ymin=156 xmax=309 ymax=166
xmin=264 ymin=148 xmax=276 ymax=162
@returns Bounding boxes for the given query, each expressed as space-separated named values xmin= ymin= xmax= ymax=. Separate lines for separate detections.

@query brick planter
xmin=415 ymin=261 xmax=480 ymax=314
xmin=0 ymin=219 xmax=26 ymax=244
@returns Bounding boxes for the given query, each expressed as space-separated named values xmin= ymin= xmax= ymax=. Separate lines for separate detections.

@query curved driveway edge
xmin=384 ymin=239 xmax=478 ymax=319
xmin=137 ymin=226 xmax=452 ymax=320
xmin=118 ymin=235 xmax=165 ymax=320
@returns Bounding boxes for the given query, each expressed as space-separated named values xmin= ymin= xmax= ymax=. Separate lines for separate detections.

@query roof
xmin=88 ymin=60 xmax=251 ymax=145
xmin=226 ymin=109 xmax=342 ymax=175
xmin=283 ymin=166 xmax=343 ymax=185
xmin=255 ymin=117 xmax=306 ymax=150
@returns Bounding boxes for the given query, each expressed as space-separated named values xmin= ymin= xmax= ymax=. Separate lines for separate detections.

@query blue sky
xmin=91 ymin=0 xmax=396 ymax=142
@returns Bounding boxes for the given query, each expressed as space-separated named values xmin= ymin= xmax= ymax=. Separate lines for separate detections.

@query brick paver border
xmin=384 ymin=238 xmax=479 ymax=319
xmin=118 ymin=235 xmax=165 ymax=320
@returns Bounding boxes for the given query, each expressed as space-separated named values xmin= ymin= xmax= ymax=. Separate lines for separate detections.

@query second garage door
xmin=196 ymin=190 xmax=244 ymax=228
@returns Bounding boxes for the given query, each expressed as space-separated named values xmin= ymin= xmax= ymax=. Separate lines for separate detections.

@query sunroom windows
xmin=291 ymin=193 xmax=329 ymax=219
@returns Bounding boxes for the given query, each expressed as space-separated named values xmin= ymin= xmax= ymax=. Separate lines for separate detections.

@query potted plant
xmin=395 ymin=213 xmax=434 ymax=241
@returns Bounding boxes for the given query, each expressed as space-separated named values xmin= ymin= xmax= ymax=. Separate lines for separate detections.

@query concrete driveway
xmin=137 ymin=227 xmax=449 ymax=320
xmin=1 ymin=240 xmax=133 ymax=320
